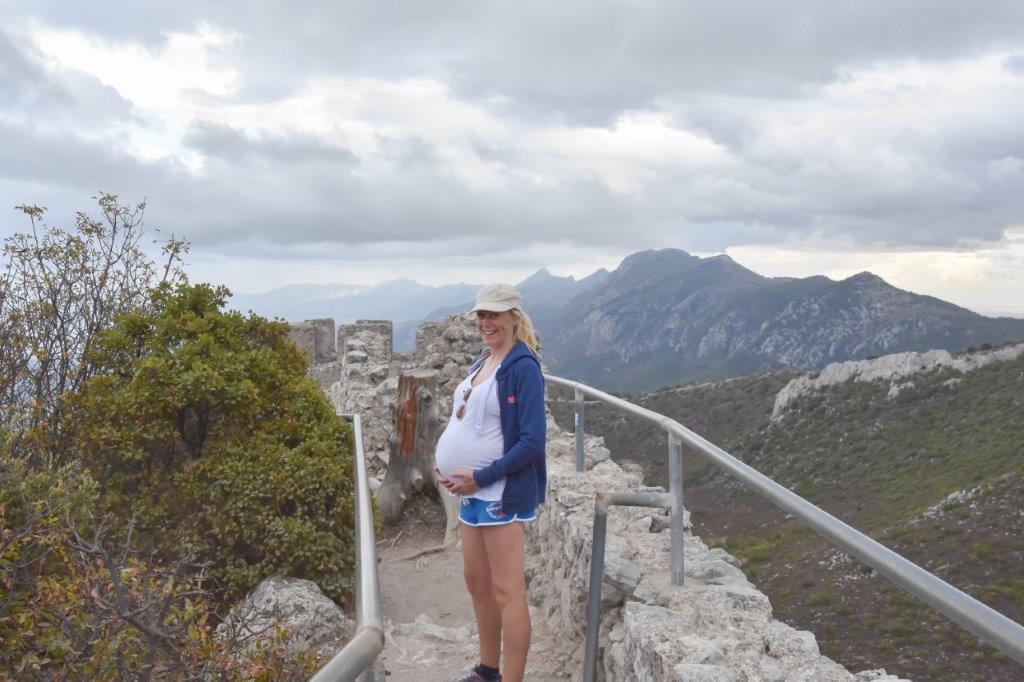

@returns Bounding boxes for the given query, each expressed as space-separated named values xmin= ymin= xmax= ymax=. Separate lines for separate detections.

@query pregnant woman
xmin=434 ymin=283 xmax=547 ymax=682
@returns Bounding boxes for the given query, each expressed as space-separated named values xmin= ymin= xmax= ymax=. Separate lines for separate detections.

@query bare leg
xmin=461 ymin=523 xmax=502 ymax=668
xmin=482 ymin=522 xmax=530 ymax=682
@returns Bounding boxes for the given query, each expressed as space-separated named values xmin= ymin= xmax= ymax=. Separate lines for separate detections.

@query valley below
xmin=550 ymin=344 xmax=1024 ymax=681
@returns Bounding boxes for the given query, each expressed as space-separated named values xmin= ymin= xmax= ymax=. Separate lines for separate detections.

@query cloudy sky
xmin=3 ymin=1 xmax=1024 ymax=315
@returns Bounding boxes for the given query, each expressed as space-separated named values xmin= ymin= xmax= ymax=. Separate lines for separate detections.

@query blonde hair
xmin=510 ymin=308 xmax=540 ymax=353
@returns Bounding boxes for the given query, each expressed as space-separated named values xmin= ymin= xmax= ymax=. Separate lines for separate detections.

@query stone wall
xmin=309 ymin=314 xmax=481 ymax=479
xmin=411 ymin=315 xmax=481 ymax=417
xmin=287 ymin=318 xmax=336 ymax=365
xmin=531 ymin=420 xmax=905 ymax=682
xmin=327 ymin=319 xmax=398 ymax=473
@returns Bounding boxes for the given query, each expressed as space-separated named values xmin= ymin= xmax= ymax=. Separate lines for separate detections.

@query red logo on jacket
xmin=507 ymin=395 xmax=516 ymax=404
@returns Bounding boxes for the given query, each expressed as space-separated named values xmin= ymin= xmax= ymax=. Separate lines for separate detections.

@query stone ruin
xmin=290 ymin=315 xmax=907 ymax=681
xmin=287 ymin=315 xmax=481 ymax=482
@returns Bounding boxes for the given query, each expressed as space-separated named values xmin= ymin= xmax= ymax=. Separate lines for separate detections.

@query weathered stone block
xmin=288 ymin=319 xmax=336 ymax=364
xmin=674 ymin=663 xmax=739 ymax=682
xmin=687 ymin=559 xmax=748 ymax=586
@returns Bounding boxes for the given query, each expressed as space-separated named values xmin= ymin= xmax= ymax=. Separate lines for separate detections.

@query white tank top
xmin=434 ymin=367 xmax=505 ymax=501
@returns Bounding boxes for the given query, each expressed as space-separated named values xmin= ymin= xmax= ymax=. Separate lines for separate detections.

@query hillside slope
xmin=543 ymin=249 xmax=1024 ymax=392
xmin=550 ymin=343 xmax=1024 ymax=681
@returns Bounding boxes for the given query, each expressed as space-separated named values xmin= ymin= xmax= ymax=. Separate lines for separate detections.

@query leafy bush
xmin=1 ymin=449 xmax=318 ymax=679
xmin=0 ymin=195 xmax=187 ymax=462
xmin=71 ymin=283 xmax=356 ymax=604
xmin=2 ymin=198 xmax=349 ymax=678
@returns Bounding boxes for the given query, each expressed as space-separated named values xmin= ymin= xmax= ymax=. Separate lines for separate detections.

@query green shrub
xmin=71 ymin=283 xmax=356 ymax=605
xmin=0 ymin=451 xmax=317 ymax=680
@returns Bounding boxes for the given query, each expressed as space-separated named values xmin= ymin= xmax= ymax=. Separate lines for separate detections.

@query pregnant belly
xmin=435 ymin=424 xmax=503 ymax=479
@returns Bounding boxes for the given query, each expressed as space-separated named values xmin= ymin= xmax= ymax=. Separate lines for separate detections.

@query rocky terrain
xmin=551 ymin=341 xmax=1024 ymax=681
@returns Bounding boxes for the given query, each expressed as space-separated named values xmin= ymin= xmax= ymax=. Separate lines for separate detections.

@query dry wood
xmin=376 ymin=370 xmax=440 ymax=524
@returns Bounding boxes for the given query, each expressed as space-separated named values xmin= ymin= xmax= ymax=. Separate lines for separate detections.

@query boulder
xmin=217 ymin=576 xmax=354 ymax=658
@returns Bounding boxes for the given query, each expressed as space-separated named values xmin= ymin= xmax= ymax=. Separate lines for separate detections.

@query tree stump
xmin=376 ymin=370 xmax=440 ymax=524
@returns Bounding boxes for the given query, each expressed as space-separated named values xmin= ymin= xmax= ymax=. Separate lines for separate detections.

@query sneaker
xmin=455 ymin=669 xmax=501 ymax=682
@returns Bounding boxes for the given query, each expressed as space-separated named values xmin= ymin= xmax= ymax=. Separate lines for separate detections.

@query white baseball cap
xmin=471 ymin=283 xmax=523 ymax=313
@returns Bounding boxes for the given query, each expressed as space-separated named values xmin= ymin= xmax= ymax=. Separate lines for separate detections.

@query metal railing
xmin=584 ymin=491 xmax=673 ymax=682
xmin=311 ymin=414 xmax=385 ymax=682
xmin=546 ymin=374 xmax=1024 ymax=671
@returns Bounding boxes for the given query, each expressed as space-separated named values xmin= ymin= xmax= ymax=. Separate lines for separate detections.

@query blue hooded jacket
xmin=469 ymin=341 xmax=547 ymax=514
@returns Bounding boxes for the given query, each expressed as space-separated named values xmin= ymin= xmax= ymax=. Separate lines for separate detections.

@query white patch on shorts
xmin=485 ymin=501 xmax=504 ymax=519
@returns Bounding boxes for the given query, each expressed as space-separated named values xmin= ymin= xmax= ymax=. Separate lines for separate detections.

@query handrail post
xmin=584 ymin=491 xmax=674 ymax=682
xmin=574 ymin=388 xmax=585 ymax=472
xmin=668 ymin=432 xmax=684 ymax=586
xmin=582 ymin=498 xmax=609 ymax=682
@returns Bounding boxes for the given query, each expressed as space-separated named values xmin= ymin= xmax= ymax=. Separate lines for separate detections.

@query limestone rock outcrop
xmin=217 ymin=576 xmax=354 ymax=659
xmin=772 ymin=341 xmax=1024 ymax=420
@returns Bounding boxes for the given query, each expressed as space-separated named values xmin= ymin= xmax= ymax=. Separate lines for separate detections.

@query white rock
xmin=392 ymin=614 xmax=470 ymax=643
xmin=886 ymin=381 xmax=913 ymax=399
xmin=217 ymin=576 xmax=353 ymax=658
xmin=346 ymin=350 xmax=369 ymax=364
xmin=688 ymin=559 xmax=748 ymax=586
xmin=705 ymin=548 xmax=742 ymax=568
xmin=674 ymin=663 xmax=739 ymax=681
xmin=764 ymin=621 xmax=819 ymax=659
xmin=772 ymin=342 xmax=1024 ymax=419
xmin=854 ymin=669 xmax=909 ymax=681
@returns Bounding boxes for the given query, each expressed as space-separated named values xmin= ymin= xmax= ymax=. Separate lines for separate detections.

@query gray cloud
xmin=0 ymin=31 xmax=135 ymax=129
xmin=183 ymin=121 xmax=359 ymax=165
xmin=14 ymin=1 xmax=1024 ymax=118
xmin=2 ymin=1 xmax=1024 ymax=269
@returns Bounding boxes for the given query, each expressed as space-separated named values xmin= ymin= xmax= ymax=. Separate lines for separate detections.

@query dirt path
xmin=374 ymin=495 xmax=570 ymax=681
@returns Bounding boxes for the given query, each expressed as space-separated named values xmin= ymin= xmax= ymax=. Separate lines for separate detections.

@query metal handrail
xmin=545 ymin=374 xmax=1024 ymax=667
xmin=584 ymin=492 xmax=673 ymax=682
xmin=310 ymin=414 xmax=385 ymax=682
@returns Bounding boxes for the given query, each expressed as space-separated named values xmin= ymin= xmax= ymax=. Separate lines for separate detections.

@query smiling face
xmin=476 ymin=309 xmax=516 ymax=352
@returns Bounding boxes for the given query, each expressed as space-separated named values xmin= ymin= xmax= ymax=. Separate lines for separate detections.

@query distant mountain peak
xmin=841 ymin=271 xmax=888 ymax=286
xmin=620 ymin=248 xmax=698 ymax=265
xmin=611 ymin=248 xmax=700 ymax=279
xmin=579 ymin=267 xmax=610 ymax=285
xmin=519 ymin=267 xmax=572 ymax=288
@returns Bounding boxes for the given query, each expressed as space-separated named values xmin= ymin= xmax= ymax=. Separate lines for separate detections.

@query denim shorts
xmin=459 ymin=497 xmax=537 ymax=526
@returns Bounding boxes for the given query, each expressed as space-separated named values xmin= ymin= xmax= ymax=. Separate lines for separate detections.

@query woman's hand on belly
xmin=434 ymin=466 xmax=456 ymax=495
xmin=448 ymin=468 xmax=481 ymax=495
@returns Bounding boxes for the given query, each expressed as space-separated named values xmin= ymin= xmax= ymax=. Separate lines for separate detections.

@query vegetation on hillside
xmin=716 ymin=351 xmax=1024 ymax=680
xmin=551 ymin=353 xmax=1024 ymax=681
xmin=1 ymin=196 xmax=354 ymax=679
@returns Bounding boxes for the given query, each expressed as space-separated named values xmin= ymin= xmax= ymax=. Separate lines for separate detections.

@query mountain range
xmin=538 ymin=249 xmax=1024 ymax=390
xmin=230 ymin=248 xmax=1024 ymax=390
